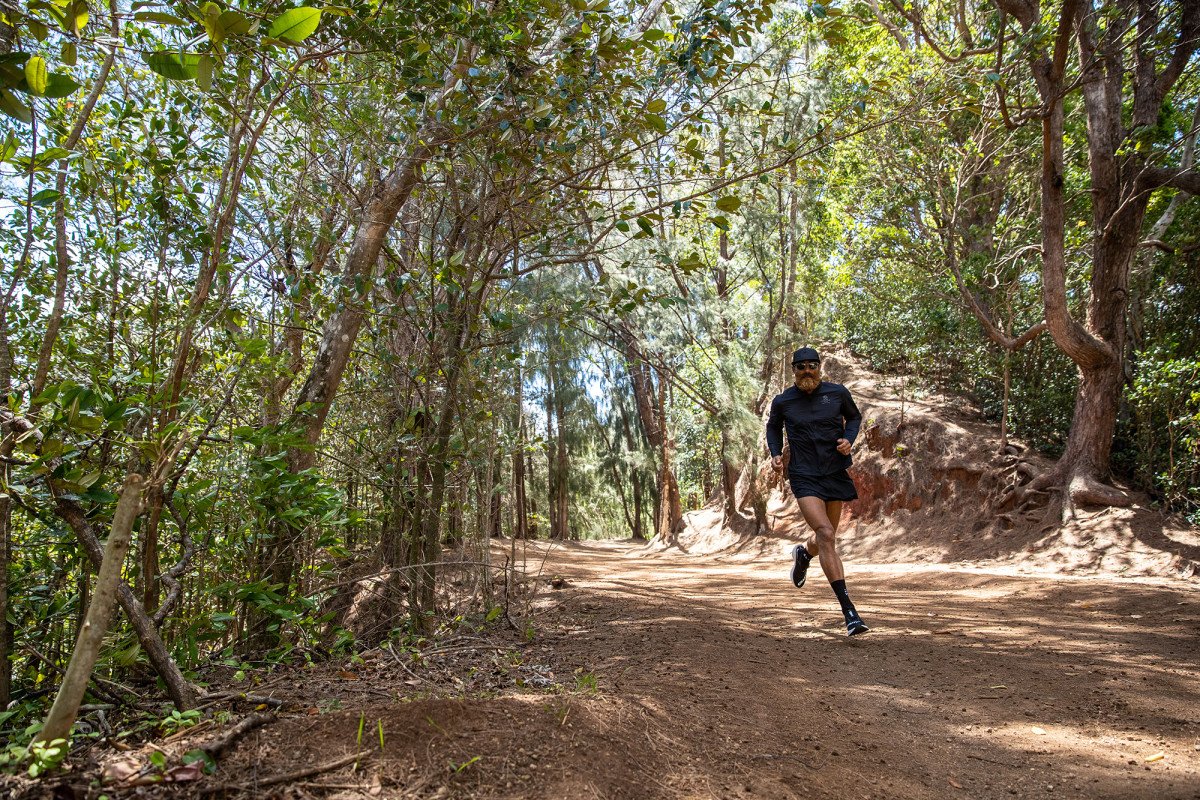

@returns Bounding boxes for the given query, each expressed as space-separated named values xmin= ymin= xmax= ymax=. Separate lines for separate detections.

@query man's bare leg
xmin=793 ymin=496 xmax=868 ymax=635
xmin=797 ymin=497 xmax=843 ymax=582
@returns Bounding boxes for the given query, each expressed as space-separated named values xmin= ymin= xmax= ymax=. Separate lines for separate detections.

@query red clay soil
xmin=22 ymin=537 xmax=1198 ymax=800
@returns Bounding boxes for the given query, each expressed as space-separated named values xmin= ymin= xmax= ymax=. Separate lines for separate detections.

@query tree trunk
xmin=35 ymin=475 xmax=143 ymax=745
xmin=618 ymin=404 xmax=646 ymax=540
xmin=140 ymin=486 xmax=162 ymax=613
xmin=0 ymin=415 xmax=11 ymax=707
xmin=992 ymin=0 xmax=1200 ymax=516
xmin=513 ymin=370 xmax=529 ymax=540
xmin=656 ymin=375 xmax=684 ymax=539
xmin=553 ymin=361 xmax=570 ymax=540
xmin=721 ymin=431 xmax=738 ymax=522
xmin=408 ymin=304 xmax=467 ymax=628
xmin=54 ymin=496 xmax=195 ymax=710
xmin=617 ymin=325 xmax=682 ymax=538
xmin=546 ymin=358 xmax=562 ymax=539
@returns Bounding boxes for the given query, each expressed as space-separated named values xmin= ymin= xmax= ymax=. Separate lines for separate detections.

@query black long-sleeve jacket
xmin=766 ymin=382 xmax=863 ymax=476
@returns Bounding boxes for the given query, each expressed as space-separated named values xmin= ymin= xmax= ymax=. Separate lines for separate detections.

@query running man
xmin=766 ymin=347 xmax=868 ymax=636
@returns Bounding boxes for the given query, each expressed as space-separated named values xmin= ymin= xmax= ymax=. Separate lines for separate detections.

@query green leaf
xmin=70 ymin=0 xmax=89 ymax=35
xmin=201 ymin=2 xmax=224 ymax=42
xmin=615 ymin=220 xmax=630 ymax=232
xmin=60 ymin=41 xmax=77 ymax=66
xmin=133 ymin=11 xmax=189 ymax=24
xmin=709 ymin=215 xmax=731 ymax=231
xmin=644 ymin=113 xmax=666 ymax=133
xmin=714 ymin=195 xmax=741 ymax=213
xmin=197 ymin=54 xmax=213 ymax=91
xmin=0 ymin=89 xmax=32 ymax=124
xmin=28 ymin=147 xmax=70 ymax=166
xmin=0 ymin=131 xmax=18 ymax=162
xmin=27 ymin=19 xmax=49 ymax=41
xmin=646 ymin=98 xmax=666 ymax=114
xmin=42 ymin=74 xmax=82 ymax=98
xmin=268 ymin=7 xmax=322 ymax=42
xmin=24 ymin=56 xmax=47 ymax=96
xmin=143 ymin=51 xmax=201 ymax=81
xmin=636 ymin=217 xmax=654 ymax=236
xmin=218 ymin=10 xmax=251 ymax=35
xmin=31 ymin=189 xmax=61 ymax=206
xmin=642 ymin=29 xmax=665 ymax=42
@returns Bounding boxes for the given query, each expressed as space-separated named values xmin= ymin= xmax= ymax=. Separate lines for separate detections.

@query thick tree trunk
xmin=994 ymin=0 xmax=1200 ymax=518
xmin=721 ymin=431 xmax=738 ymax=521
xmin=618 ymin=405 xmax=646 ymax=540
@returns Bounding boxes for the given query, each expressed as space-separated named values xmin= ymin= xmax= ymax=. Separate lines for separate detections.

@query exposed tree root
xmin=1067 ymin=472 xmax=1132 ymax=509
xmin=992 ymin=457 xmax=1132 ymax=528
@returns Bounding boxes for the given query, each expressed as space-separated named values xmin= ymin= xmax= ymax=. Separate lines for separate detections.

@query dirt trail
xmin=150 ymin=539 xmax=1200 ymax=800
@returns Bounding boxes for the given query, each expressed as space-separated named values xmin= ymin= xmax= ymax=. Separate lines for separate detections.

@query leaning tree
xmin=871 ymin=0 xmax=1200 ymax=519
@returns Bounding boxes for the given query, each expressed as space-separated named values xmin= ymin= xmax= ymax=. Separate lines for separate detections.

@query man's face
xmin=793 ymin=360 xmax=821 ymax=391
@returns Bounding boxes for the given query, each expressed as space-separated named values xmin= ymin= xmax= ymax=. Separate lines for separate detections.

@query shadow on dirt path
xmin=517 ymin=539 xmax=1200 ymax=800
xmin=58 ymin=539 xmax=1199 ymax=800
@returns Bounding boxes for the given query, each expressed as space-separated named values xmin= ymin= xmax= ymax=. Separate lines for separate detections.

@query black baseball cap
xmin=791 ymin=347 xmax=820 ymax=365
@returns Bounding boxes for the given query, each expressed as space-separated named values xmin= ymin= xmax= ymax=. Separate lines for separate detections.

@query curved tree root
xmin=1067 ymin=472 xmax=1133 ymax=508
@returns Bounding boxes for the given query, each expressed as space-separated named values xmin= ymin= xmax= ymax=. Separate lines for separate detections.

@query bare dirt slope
xmin=40 ymin=538 xmax=1198 ymax=800
xmin=678 ymin=346 xmax=1200 ymax=580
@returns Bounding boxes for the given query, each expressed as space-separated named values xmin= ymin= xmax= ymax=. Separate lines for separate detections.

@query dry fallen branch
xmin=388 ymin=642 xmax=429 ymax=685
xmin=198 ymin=712 xmax=276 ymax=761
xmin=202 ymin=751 xmax=366 ymax=794
xmin=194 ymin=691 xmax=285 ymax=712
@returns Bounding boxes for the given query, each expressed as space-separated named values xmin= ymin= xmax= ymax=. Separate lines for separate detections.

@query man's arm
xmin=766 ymin=395 xmax=784 ymax=468
xmin=766 ymin=395 xmax=784 ymax=456
xmin=841 ymin=387 xmax=863 ymax=443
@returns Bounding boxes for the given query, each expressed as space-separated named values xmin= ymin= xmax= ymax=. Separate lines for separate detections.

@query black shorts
xmin=788 ymin=469 xmax=858 ymax=502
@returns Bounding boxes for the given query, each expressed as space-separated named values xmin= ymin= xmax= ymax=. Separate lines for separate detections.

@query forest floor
xmin=27 ymin=536 xmax=1199 ymax=800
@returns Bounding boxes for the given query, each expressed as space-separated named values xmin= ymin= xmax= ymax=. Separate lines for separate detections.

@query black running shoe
xmin=790 ymin=545 xmax=811 ymax=588
xmin=845 ymin=609 xmax=870 ymax=636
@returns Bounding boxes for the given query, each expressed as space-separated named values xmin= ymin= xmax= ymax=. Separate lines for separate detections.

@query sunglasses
xmin=793 ymin=362 xmax=820 ymax=371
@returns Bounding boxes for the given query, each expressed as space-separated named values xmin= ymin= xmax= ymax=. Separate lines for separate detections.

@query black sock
xmin=830 ymin=579 xmax=856 ymax=616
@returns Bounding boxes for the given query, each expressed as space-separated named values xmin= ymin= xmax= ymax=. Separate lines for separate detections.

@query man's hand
xmin=772 ymin=455 xmax=784 ymax=472
xmin=836 ymin=438 xmax=852 ymax=455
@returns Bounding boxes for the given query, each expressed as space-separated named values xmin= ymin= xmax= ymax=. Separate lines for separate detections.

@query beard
xmin=797 ymin=372 xmax=820 ymax=391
